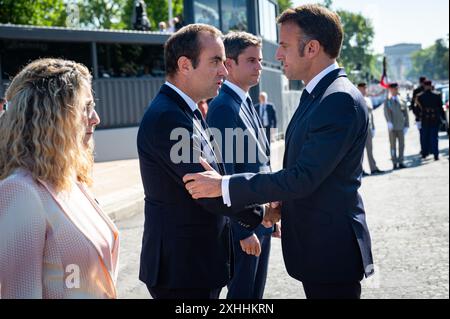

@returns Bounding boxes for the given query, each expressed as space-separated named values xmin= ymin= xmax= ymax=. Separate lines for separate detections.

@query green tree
xmin=322 ymin=0 xmax=333 ymax=9
xmin=0 ymin=0 xmax=67 ymax=26
xmin=337 ymin=10 xmax=375 ymax=83
xmin=277 ymin=0 xmax=293 ymax=13
xmin=77 ymin=0 xmax=127 ymax=29
xmin=409 ymin=38 xmax=449 ymax=81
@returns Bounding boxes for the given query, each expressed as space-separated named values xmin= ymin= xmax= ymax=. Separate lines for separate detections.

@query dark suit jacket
xmin=207 ymin=84 xmax=272 ymax=241
xmin=137 ymin=84 xmax=263 ymax=289
xmin=255 ymin=103 xmax=277 ymax=128
xmin=227 ymin=69 xmax=374 ymax=283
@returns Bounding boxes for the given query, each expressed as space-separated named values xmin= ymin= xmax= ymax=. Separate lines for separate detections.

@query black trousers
xmin=302 ymin=281 xmax=362 ymax=299
xmin=147 ymin=284 xmax=222 ymax=299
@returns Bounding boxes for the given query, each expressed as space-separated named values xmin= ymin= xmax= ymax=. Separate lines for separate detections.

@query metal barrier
xmin=93 ymin=77 xmax=165 ymax=129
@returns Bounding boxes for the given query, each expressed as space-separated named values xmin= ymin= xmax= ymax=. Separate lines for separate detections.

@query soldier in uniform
xmin=410 ymin=76 xmax=427 ymax=156
xmin=357 ymin=83 xmax=383 ymax=176
xmin=416 ymin=80 xmax=446 ymax=160
xmin=384 ymin=82 xmax=409 ymax=169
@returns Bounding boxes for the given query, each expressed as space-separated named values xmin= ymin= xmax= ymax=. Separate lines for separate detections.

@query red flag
xmin=380 ymin=56 xmax=389 ymax=88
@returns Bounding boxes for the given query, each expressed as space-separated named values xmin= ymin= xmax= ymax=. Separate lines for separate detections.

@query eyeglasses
xmin=84 ymin=101 xmax=96 ymax=117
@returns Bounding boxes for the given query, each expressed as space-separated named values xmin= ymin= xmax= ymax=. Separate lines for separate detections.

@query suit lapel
xmin=223 ymin=85 xmax=270 ymax=157
xmin=160 ymin=84 xmax=225 ymax=174
xmin=285 ymin=68 xmax=347 ymax=147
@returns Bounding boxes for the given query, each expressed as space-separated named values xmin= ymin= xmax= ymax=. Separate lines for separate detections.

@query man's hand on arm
xmin=183 ymin=157 xmax=223 ymax=199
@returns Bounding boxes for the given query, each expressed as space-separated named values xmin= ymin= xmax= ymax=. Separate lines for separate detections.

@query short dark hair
xmin=223 ymin=31 xmax=262 ymax=63
xmin=419 ymin=76 xmax=427 ymax=83
xmin=277 ymin=4 xmax=343 ymax=59
xmin=424 ymin=80 xmax=432 ymax=86
xmin=389 ymin=82 xmax=399 ymax=89
xmin=164 ymin=24 xmax=223 ymax=77
xmin=357 ymin=82 xmax=367 ymax=88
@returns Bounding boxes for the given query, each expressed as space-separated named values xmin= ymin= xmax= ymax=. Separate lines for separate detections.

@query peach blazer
xmin=0 ymin=169 xmax=119 ymax=299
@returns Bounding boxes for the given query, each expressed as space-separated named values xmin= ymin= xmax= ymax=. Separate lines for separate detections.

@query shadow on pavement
xmin=363 ymin=146 xmax=449 ymax=178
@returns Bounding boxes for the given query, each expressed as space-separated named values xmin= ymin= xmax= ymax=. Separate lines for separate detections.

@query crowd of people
xmin=0 ymin=3 xmax=447 ymax=300
xmin=357 ymin=76 xmax=447 ymax=176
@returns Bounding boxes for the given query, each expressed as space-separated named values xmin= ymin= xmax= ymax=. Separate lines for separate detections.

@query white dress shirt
xmin=165 ymin=81 xmax=198 ymax=112
xmin=221 ymin=81 xmax=251 ymax=207
xmin=221 ymin=62 xmax=340 ymax=206
xmin=164 ymin=81 xmax=216 ymax=164
xmin=305 ymin=62 xmax=340 ymax=93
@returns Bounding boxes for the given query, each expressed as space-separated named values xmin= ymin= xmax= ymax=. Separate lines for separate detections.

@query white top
xmin=305 ymin=62 xmax=340 ymax=93
xmin=221 ymin=62 xmax=339 ymax=207
xmin=224 ymin=80 xmax=250 ymax=103
xmin=0 ymin=169 xmax=119 ymax=299
xmin=165 ymin=81 xmax=199 ymax=113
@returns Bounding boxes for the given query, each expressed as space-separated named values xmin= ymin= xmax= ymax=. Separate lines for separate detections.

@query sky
xmin=292 ymin=0 xmax=450 ymax=53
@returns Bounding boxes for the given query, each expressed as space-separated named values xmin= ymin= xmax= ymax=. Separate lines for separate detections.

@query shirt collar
xmin=165 ymin=81 xmax=198 ymax=113
xmin=224 ymin=80 xmax=250 ymax=104
xmin=305 ymin=62 xmax=340 ymax=93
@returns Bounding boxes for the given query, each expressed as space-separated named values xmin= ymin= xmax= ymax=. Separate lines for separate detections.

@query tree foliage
xmin=408 ymin=37 xmax=449 ymax=81
xmin=0 ymin=0 xmax=184 ymax=30
xmin=0 ymin=0 xmax=67 ymax=26
xmin=77 ymin=0 xmax=127 ymax=29
xmin=277 ymin=0 xmax=293 ymax=13
xmin=337 ymin=10 xmax=375 ymax=83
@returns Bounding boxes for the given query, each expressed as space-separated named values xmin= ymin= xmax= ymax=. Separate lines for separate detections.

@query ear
xmin=225 ymin=57 xmax=235 ymax=71
xmin=177 ymin=56 xmax=193 ymax=76
xmin=306 ymin=40 xmax=321 ymax=58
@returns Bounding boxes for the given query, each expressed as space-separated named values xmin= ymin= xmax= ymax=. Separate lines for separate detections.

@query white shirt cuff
xmin=221 ymin=175 xmax=232 ymax=207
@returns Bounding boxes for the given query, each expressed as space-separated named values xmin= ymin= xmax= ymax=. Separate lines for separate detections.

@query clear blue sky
xmin=292 ymin=0 xmax=449 ymax=53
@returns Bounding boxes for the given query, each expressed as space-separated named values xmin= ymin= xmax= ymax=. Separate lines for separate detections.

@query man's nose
xmin=219 ymin=62 xmax=228 ymax=77
xmin=275 ymin=47 xmax=283 ymax=61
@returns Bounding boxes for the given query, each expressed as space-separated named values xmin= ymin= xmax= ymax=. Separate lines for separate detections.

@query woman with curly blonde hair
xmin=0 ymin=58 xmax=119 ymax=299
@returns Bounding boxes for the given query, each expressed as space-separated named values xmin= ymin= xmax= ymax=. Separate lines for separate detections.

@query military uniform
xmin=384 ymin=95 xmax=409 ymax=168
xmin=416 ymin=89 xmax=445 ymax=160
xmin=410 ymin=79 xmax=426 ymax=155
xmin=364 ymin=97 xmax=381 ymax=173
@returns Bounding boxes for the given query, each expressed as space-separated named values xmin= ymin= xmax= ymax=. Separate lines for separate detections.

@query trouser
xmin=227 ymin=233 xmax=271 ymax=299
xmin=302 ymin=281 xmax=362 ymax=299
xmin=388 ymin=130 xmax=405 ymax=164
xmin=422 ymin=125 xmax=439 ymax=158
xmin=365 ymin=130 xmax=378 ymax=172
xmin=419 ymin=127 xmax=426 ymax=156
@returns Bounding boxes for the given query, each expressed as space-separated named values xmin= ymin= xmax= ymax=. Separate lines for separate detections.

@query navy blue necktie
xmin=300 ymin=89 xmax=310 ymax=106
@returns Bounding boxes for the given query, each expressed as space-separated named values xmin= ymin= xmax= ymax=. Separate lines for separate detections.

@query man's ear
xmin=225 ymin=57 xmax=235 ymax=71
xmin=177 ymin=56 xmax=192 ymax=75
xmin=306 ymin=40 xmax=321 ymax=58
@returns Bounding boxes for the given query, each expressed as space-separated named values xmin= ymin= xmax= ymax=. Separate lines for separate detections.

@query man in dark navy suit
xmin=184 ymin=5 xmax=374 ymax=299
xmin=206 ymin=31 xmax=279 ymax=299
xmin=137 ymin=24 xmax=269 ymax=299
xmin=255 ymin=92 xmax=277 ymax=144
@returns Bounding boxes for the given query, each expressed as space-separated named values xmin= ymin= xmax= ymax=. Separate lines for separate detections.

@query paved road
xmin=114 ymin=108 xmax=449 ymax=299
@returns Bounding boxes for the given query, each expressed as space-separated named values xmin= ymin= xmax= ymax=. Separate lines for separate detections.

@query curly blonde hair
xmin=0 ymin=58 xmax=94 ymax=192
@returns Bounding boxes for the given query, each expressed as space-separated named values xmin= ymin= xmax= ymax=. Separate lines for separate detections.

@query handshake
xmin=262 ymin=201 xmax=281 ymax=227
